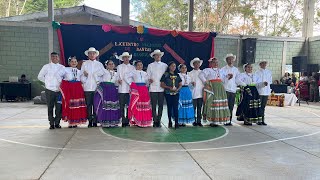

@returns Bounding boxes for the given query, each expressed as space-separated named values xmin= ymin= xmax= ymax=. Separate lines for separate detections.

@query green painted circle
xmin=102 ymin=126 xmax=227 ymax=143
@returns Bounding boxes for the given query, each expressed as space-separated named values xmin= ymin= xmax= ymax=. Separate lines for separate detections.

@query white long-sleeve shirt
xmin=38 ymin=62 xmax=65 ymax=92
xmin=101 ymin=69 xmax=117 ymax=83
xmin=188 ymin=69 xmax=204 ymax=99
xmin=220 ymin=65 xmax=241 ymax=93
xmin=147 ymin=61 xmax=168 ymax=92
xmin=178 ymin=73 xmax=192 ymax=86
xmin=236 ymin=72 xmax=262 ymax=87
xmin=255 ymin=68 xmax=272 ymax=96
xmin=80 ymin=60 xmax=105 ymax=91
xmin=124 ymin=70 xmax=149 ymax=85
xmin=116 ymin=63 xmax=135 ymax=93
xmin=63 ymin=67 xmax=82 ymax=81
xmin=199 ymin=68 xmax=222 ymax=83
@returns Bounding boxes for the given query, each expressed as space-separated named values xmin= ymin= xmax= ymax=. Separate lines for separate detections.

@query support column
xmin=121 ymin=0 xmax=130 ymax=25
xmin=48 ymin=0 xmax=54 ymax=61
xmin=302 ymin=0 xmax=315 ymax=38
xmin=188 ymin=0 xmax=194 ymax=31
xmin=281 ymin=41 xmax=287 ymax=76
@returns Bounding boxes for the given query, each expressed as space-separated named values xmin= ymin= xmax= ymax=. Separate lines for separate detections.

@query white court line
xmin=0 ymin=130 xmax=319 ymax=153
xmin=99 ymin=126 xmax=229 ymax=145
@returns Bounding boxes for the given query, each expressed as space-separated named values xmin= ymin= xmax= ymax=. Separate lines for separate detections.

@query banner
xmin=58 ymin=23 xmax=216 ymax=70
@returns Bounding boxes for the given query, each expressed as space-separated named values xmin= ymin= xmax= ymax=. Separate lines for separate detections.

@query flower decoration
xmin=52 ymin=21 xmax=61 ymax=30
xmin=102 ymin=24 xmax=112 ymax=32
xmin=137 ymin=25 xmax=144 ymax=34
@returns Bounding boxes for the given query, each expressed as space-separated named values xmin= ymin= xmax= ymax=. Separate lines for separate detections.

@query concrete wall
xmin=215 ymin=35 xmax=306 ymax=80
xmin=309 ymin=36 xmax=320 ymax=64
xmin=0 ymin=22 xmax=49 ymax=97
xmin=0 ymin=21 xmax=307 ymax=97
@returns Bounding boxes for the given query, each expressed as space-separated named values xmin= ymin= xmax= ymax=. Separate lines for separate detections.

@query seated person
xmin=19 ymin=74 xmax=29 ymax=83
xmin=273 ymin=80 xmax=280 ymax=84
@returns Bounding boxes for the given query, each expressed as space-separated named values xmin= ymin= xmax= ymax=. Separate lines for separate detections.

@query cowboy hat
xmin=190 ymin=57 xmax=203 ymax=68
xmin=84 ymin=47 xmax=99 ymax=56
xmin=118 ymin=52 xmax=132 ymax=61
xmin=224 ymin=53 xmax=236 ymax=61
xmin=258 ymin=59 xmax=268 ymax=64
xmin=208 ymin=57 xmax=218 ymax=62
xmin=150 ymin=49 xmax=164 ymax=58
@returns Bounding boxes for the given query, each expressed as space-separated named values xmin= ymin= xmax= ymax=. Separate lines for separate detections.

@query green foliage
xmin=24 ymin=0 xmax=83 ymax=13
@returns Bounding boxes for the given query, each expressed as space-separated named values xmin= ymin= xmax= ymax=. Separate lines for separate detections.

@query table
xmin=267 ymin=93 xmax=298 ymax=107
xmin=0 ymin=82 xmax=31 ymax=101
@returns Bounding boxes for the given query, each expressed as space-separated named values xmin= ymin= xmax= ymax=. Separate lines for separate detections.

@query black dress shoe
xmin=192 ymin=122 xmax=198 ymax=126
xmin=68 ymin=126 xmax=73 ymax=128
xmin=93 ymin=123 xmax=98 ymax=127
xmin=49 ymin=125 xmax=55 ymax=130
xmin=88 ymin=123 xmax=93 ymax=128
xmin=261 ymin=122 xmax=267 ymax=126
xmin=55 ymin=125 xmax=61 ymax=129
xmin=244 ymin=122 xmax=252 ymax=126
xmin=197 ymin=123 xmax=203 ymax=127
xmin=73 ymin=125 xmax=78 ymax=128
xmin=224 ymin=122 xmax=233 ymax=126
xmin=174 ymin=124 xmax=179 ymax=129
xmin=257 ymin=122 xmax=263 ymax=125
xmin=210 ymin=123 xmax=218 ymax=127
xmin=168 ymin=121 xmax=173 ymax=128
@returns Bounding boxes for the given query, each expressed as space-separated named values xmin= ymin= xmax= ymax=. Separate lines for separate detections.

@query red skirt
xmin=60 ymin=80 xmax=87 ymax=125
xmin=128 ymin=83 xmax=152 ymax=127
xmin=296 ymin=81 xmax=309 ymax=100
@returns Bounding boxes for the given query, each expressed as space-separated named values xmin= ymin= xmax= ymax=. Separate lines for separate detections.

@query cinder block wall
xmin=0 ymin=23 xmax=49 ymax=97
xmin=0 ymin=21 xmax=307 ymax=97
xmin=309 ymin=36 xmax=320 ymax=64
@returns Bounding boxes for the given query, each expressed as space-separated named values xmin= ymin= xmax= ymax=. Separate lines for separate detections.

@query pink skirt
xmin=128 ymin=83 xmax=152 ymax=127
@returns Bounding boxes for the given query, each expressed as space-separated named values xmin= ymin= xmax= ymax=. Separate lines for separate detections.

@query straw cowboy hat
xmin=150 ymin=49 xmax=164 ymax=58
xmin=118 ymin=52 xmax=132 ymax=61
xmin=225 ymin=53 xmax=236 ymax=61
xmin=190 ymin=57 xmax=203 ymax=68
xmin=208 ymin=57 xmax=218 ymax=62
xmin=258 ymin=59 xmax=268 ymax=65
xmin=84 ymin=47 xmax=99 ymax=56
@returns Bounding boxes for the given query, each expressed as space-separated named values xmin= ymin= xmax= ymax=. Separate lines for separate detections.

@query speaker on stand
xmin=241 ymin=38 xmax=257 ymax=64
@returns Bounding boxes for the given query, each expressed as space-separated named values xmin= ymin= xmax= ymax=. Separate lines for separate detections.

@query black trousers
xmin=85 ymin=91 xmax=97 ymax=123
xmin=260 ymin=95 xmax=268 ymax=120
xmin=119 ymin=93 xmax=130 ymax=124
xmin=150 ymin=92 xmax=165 ymax=123
xmin=165 ymin=94 xmax=179 ymax=123
xmin=45 ymin=89 xmax=62 ymax=126
xmin=193 ymin=98 xmax=203 ymax=123
xmin=226 ymin=91 xmax=236 ymax=120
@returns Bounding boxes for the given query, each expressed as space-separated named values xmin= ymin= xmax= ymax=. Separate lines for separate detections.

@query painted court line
xmin=0 ymin=130 xmax=319 ymax=153
xmin=98 ymin=126 xmax=229 ymax=145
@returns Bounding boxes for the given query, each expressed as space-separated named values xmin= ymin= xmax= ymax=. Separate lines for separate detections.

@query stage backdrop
xmin=56 ymin=23 xmax=217 ymax=70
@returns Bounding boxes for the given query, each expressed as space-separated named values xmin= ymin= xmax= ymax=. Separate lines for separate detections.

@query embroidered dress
xmin=178 ymin=73 xmax=195 ymax=124
xmin=125 ymin=70 xmax=152 ymax=127
xmin=60 ymin=67 xmax=87 ymax=126
xmin=94 ymin=70 xmax=121 ymax=127
xmin=199 ymin=68 xmax=230 ymax=123
xmin=235 ymin=73 xmax=263 ymax=123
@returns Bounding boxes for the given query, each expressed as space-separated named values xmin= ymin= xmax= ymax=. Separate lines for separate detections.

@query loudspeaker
xmin=307 ymin=64 xmax=319 ymax=73
xmin=242 ymin=38 xmax=257 ymax=64
xmin=292 ymin=56 xmax=307 ymax=72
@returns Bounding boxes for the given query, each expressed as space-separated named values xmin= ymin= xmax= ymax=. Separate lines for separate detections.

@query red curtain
xmin=178 ymin=32 xmax=210 ymax=42
xmin=148 ymin=28 xmax=171 ymax=36
xmin=56 ymin=29 xmax=66 ymax=66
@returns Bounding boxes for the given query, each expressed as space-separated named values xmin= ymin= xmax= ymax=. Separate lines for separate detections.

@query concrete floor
xmin=0 ymin=102 xmax=320 ymax=180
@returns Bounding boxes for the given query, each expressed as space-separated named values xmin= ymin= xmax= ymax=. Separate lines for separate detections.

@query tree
xmin=0 ymin=0 xmax=83 ymax=17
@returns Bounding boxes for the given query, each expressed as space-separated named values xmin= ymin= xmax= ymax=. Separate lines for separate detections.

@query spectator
xmin=19 ymin=74 xmax=29 ymax=83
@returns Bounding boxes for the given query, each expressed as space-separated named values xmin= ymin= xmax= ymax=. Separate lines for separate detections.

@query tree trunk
xmin=6 ymin=0 xmax=11 ymax=17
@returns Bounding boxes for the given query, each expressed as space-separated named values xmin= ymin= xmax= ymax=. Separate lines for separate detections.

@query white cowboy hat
xmin=208 ymin=57 xmax=217 ymax=62
xmin=190 ymin=57 xmax=203 ymax=68
xmin=118 ymin=52 xmax=132 ymax=61
xmin=258 ymin=59 xmax=268 ymax=64
xmin=225 ymin=53 xmax=236 ymax=61
xmin=84 ymin=47 xmax=99 ymax=56
xmin=150 ymin=49 xmax=164 ymax=58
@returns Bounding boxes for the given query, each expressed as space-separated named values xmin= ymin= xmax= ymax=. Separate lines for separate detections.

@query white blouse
xmin=188 ymin=69 xmax=204 ymax=99
xmin=101 ymin=69 xmax=117 ymax=83
xmin=199 ymin=68 xmax=222 ymax=83
xmin=64 ymin=67 xmax=82 ymax=81
xmin=236 ymin=72 xmax=262 ymax=87
xmin=124 ymin=70 xmax=149 ymax=85
xmin=178 ymin=73 xmax=192 ymax=86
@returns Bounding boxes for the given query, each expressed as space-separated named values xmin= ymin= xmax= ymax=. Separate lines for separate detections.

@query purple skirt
xmin=94 ymin=82 xmax=121 ymax=127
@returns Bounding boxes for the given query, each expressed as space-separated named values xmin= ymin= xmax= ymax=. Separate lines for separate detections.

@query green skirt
xmin=203 ymin=80 xmax=230 ymax=123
